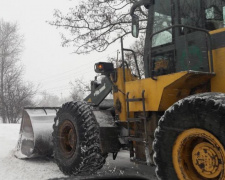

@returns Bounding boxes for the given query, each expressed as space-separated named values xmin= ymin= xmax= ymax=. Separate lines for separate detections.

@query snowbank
xmin=0 ymin=124 xmax=66 ymax=180
xmin=0 ymin=124 xmax=156 ymax=180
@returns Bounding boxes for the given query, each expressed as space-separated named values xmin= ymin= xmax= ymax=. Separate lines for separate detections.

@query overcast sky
xmin=0 ymin=0 xmax=122 ymax=99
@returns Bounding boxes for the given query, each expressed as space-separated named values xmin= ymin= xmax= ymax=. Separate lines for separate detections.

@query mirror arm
xmin=130 ymin=0 xmax=152 ymax=16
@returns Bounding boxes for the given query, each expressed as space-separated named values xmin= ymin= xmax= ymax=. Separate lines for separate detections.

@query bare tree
xmin=69 ymin=79 xmax=90 ymax=101
xmin=4 ymin=80 xmax=35 ymax=123
xmin=50 ymin=0 xmax=172 ymax=55
xmin=50 ymin=0 xmax=149 ymax=54
xmin=36 ymin=91 xmax=68 ymax=107
xmin=50 ymin=0 xmax=172 ymax=81
xmin=108 ymin=34 xmax=154 ymax=78
xmin=0 ymin=20 xmax=35 ymax=123
xmin=36 ymin=79 xmax=90 ymax=107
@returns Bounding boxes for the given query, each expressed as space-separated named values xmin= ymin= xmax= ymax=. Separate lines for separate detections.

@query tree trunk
xmin=0 ymin=56 xmax=6 ymax=123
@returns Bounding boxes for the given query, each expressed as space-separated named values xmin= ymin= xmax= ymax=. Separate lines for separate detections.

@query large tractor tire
xmin=52 ymin=101 xmax=106 ymax=175
xmin=153 ymin=93 xmax=225 ymax=180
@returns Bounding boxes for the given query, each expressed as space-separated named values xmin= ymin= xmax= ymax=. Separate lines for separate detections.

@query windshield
xmin=153 ymin=0 xmax=172 ymax=47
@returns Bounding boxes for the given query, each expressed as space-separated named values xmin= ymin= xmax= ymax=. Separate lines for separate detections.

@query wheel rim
xmin=59 ymin=120 xmax=77 ymax=158
xmin=173 ymin=128 xmax=225 ymax=180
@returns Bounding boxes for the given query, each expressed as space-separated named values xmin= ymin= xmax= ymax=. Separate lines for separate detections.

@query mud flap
xmin=15 ymin=107 xmax=59 ymax=158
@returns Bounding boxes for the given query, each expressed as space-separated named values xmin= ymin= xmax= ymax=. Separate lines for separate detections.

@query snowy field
xmin=0 ymin=124 xmax=157 ymax=180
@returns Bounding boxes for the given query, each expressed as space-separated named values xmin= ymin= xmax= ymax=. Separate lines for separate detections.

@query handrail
xmin=120 ymin=37 xmax=142 ymax=80
xmin=123 ymin=48 xmax=141 ymax=79
xmin=121 ymin=37 xmax=126 ymax=83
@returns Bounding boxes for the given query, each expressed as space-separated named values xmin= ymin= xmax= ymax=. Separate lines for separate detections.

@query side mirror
xmin=131 ymin=14 xmax=139 ymax=38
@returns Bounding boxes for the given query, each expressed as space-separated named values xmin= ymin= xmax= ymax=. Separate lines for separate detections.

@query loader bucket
xmin=14 ymin=107 xmax=59 ymax=159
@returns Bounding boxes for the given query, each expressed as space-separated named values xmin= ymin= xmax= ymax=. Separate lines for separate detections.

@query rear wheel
xmin=52 ymin=101 xmax=106 ymax=175
xmin=153 ymin=93 xmax=225 ymax=180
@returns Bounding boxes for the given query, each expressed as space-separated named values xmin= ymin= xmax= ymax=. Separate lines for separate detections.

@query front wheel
xmin=52 ymin=101 xmax=106 ymax=175
xmin=153 ymin=93 xmax=225 ymax=180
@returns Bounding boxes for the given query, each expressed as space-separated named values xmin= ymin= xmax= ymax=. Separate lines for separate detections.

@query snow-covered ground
xmin=0 ymin=124 xmax=157 ymax=180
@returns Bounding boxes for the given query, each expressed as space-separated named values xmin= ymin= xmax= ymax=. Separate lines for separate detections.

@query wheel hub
xmin=192 ymin=142 xmax=222 ymax=178
xmin=68 ymin=129 xmax=75 ymax=148
xmin=173 ymin=128 xmax=225 ymax=180
xmin=59 ymin=120 xmax=77 ymax=158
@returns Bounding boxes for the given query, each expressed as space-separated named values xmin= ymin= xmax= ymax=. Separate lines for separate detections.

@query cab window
xmin=205 ymin=0 xmax=225 ymax=30
xmin=180 ymin=0 xmax=204 ymax=28
xmin=224 ymin=6 xmax=225 ymax=26
xmin=152 ymin=0 xmax=172 ymax=47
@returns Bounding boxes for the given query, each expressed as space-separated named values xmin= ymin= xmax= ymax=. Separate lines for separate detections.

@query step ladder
xmin=125 ymin=90 xmax=152 ymax=165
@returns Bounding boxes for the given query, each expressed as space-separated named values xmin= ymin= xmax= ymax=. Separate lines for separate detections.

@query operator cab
xmin=133 ymin=0 xmax=225 ymax=78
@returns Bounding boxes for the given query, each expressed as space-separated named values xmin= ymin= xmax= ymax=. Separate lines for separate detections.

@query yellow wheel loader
xmin=15 ymin=0 xmax=225 ymax=179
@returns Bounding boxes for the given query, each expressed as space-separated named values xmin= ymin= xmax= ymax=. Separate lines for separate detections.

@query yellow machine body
xmin=126 ymin=71 xmax=214 ymax=112
xmin=210 ymin=28 xmax=225 ymax=93
xmin=113 ymin=28 xmax=225 ymax=120
xmin=113 ymin=68 xmax=137 ymax=121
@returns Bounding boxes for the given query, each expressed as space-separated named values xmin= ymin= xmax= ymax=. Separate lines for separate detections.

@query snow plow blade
xmin=15 ymin=107 xmax=59 ymax=159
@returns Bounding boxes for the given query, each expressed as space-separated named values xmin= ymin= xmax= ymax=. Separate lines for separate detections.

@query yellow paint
xmin=192 ymin=142 xmax=222 ymax=178
xmin=211 ymin=47 xmax=225 ymax=93
xmin=125 ymin=71 xmax=214 ymax=112
xmin=209 ymin=27 xmax=225 ymax=35
xmin=124 ymin=29 xmax=225 ymax=112
xmin=112 ymin=68 xmax=137 ymax=121
xmin=173 ymin=128 xmax=225 ymax=180
xmin=209 ymin=28 xmax=225 ymax=92
xmin=114 ymin=28 xmax=225 ymax=116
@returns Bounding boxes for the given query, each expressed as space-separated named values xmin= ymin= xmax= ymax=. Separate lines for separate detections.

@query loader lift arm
xmin=84 ymin=76 xmax=113 ymax=106
xmin=84 ymin=62 xmax=114 ymax=106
